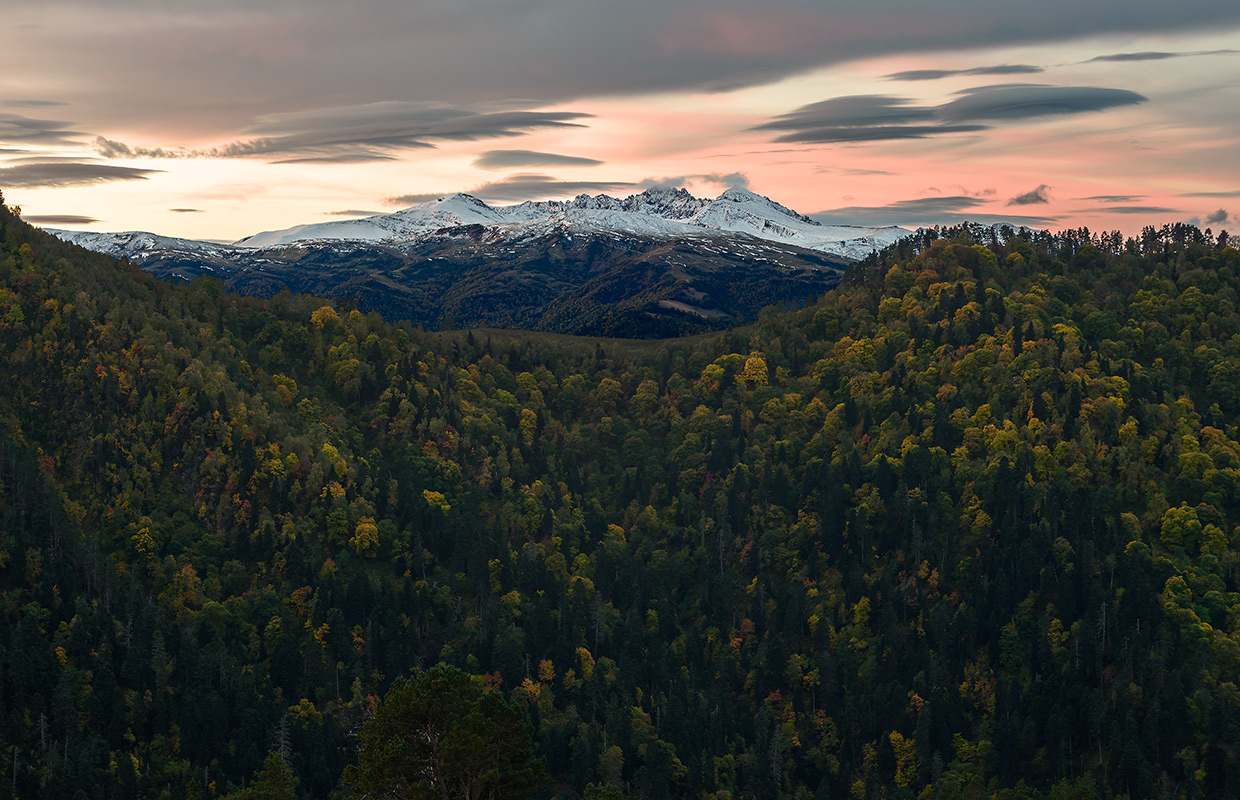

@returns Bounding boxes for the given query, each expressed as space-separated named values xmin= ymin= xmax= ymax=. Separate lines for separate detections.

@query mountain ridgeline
xmin=51 ymin=188 xmax=906 ymax=338
xmin=2 ymin=193 xmax=1240 ymax=800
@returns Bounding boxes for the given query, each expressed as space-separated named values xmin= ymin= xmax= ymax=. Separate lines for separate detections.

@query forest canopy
xmin=0 ymin=191 xmax=1238 ymax=799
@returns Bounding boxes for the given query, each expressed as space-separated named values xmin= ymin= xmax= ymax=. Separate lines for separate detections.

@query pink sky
xmin=2 ymin=4 xmax=1238 ymax=241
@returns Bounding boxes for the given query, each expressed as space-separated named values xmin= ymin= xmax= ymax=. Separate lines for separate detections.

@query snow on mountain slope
xmin=235 ymin=193 xmax=510 ymax=247
xmin=46 ymin=188 xmax=910 ymax=265
xmin=48 ymin=229 xmax=241 ymax=260
xmin=229 ymin=188 xmax=910 ymax=259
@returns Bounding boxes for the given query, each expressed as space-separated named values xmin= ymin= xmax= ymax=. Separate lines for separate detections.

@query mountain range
xmin=51 ymin=187 xmax=910 ymax=337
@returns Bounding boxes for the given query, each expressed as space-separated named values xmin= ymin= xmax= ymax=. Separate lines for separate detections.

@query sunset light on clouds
xmin=3 ymin=0 xmax=1239 ymax=241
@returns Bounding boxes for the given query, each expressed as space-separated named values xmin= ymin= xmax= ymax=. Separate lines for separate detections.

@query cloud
xmin=1009 ymin=184 xmax=1051 ymax=205
xmin=0 ymin=111 xmax=86 ymax=147
xmin=95 ymin=102 xmax=592 ymax=163
xmin=385 ymin=193 xmax=451 ymax=206
xmin=636 ymin=172 xmax=750 ymax=191
xmin=0 ymin=162 xmax=162 ymax=188
xmin=273 ymin=154 xmax=400 ymax=164
xmin=2 ymin=99 xmax=68 ymax=108
xmin=467 ymin=173 xmax=638 ymax=202
xmin=322 ymin=209 xmax=382 ymax=216
xmin=1073 ymin=205 xmax=1182 ymax=214
xmin=755 ymin=95 xmax=936 ymax=132
xmin=23 ymin=214 xmax=99 ymax=225
xmin=169 ymin=207 xmax=204 ymax=213
xmin=811 ymin=195 xmax=1059 ymax=227
xmin=769 ymin=124 xmax=989 ymax=144
xmin=753 ymin=85 xmax=1146 ymax=144
xmin=937 ymin=85 xmax=1147 ymax=122
xmin=1086 ymin=49 xmax=1239 ymax=62
xmin=385 ymin=174 xmax=641 ymax=206
xmin=1180 ymin=190 xmax=1240 ymax=198
xmin=1079 ymin=195 xmax=1146 ymax=203
xmin=4 ymin=0 xmax=1239 ymax=140
xmin=473 ymin=150 xmax=603 ymax=170
xmin=1205 ymin=209 xmax=1231 ymax=225
xmin=885 ymin=64 xmax=1044 ymax=81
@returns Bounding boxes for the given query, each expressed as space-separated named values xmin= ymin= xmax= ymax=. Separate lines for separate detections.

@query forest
xmin=0 ymin=190 xmax=1238 ymax=799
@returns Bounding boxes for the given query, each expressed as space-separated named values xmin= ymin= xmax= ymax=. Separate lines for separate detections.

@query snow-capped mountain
xmin=50 ymin=230 xmax=241 ymax=261
xmin=231 ymin=187 xmax=909 ymax=260
xmin=44 ymin=188 xmax=911 ymax=338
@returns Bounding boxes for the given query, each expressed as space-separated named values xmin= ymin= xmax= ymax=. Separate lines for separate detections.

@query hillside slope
xmin=2 ymin=196 xmax=1239 ymax=799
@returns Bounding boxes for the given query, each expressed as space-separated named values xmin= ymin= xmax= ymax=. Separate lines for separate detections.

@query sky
xmin=2 ymin=0 xmax=1240 ymax=242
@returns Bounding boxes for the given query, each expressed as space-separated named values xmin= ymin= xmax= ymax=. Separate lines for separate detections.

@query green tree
xmin=347 ymin=664 xmax=545 ymax=800
xmin=223 ymin=751 xmax=298 ymax=800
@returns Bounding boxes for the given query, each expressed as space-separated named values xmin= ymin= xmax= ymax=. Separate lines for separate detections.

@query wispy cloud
xmin=1079 ymin=195 xmax=1146 ymax=203
xmin=937 ymin=85 xmax=1147 ymax=121
xmin=0 ymin=111 xmax=87 ymax=147
xmin=1 ymin=99 xmax=68 ymax=108
xmin=1009 ymin=184 xmax=1050 ymax=205
xmin=811 ymin=195 xmax=1059 ymax=227
xmin=1071 ymin=205 xmax=1181 ymax=214
xmin=1086 ymin=49 xmax=1239 ymax=63
xmin=385 ymin=193 xmax=453 ymax=206
xmin=754 ymin=85 xmax=1147 ymax=144
xmin=1180 ymin=190 xmax=1240 ymax=198
xmin=23 ymin=214 xmax=99 ymax=225
xmin=169 ymin=207 xmax=204 ymax=213
xmin=473 ymin=150 xmax=603 ymax=170
xmin=321 ymin=209 xmax=382 ymax=217
xmin=95 ymin=102 xmax=592 ymax=163
xmin=885 ymin=64 xmax=1043 ymax=81
xmin=636 ymin=172 xmax=749 ymax=191
xmin=385 ymin=174 xmax=640 ymax=206
xmin=467 ymin=173 xmax=637 ymax=202
xmin=0 ymin=162 xmax=162 ymax=188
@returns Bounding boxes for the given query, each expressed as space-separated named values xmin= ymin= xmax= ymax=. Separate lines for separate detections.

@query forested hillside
xmin=1 ymin=192 xmax=1238 ymax=800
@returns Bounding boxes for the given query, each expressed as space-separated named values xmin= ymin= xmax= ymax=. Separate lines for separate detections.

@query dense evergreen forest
xmin=1 ymin=191 xmax=1238 ymax=799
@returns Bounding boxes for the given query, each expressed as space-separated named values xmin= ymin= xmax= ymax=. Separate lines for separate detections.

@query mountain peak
xmin=710 ymin=187 xmax=819 ymax=226
xmin=108 ymin=185 xmax=905 ymax=256
xmin=718 ymin=186 xmax=760 ymax=201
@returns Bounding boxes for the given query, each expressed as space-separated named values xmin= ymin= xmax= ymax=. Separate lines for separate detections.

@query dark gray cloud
xmin=1180 ymin=190 xmax=1240 ymax=197
xmin=322 ymin=209 xmax=382 ymax=216
xmin=0 ymin=162 xmax=162 ymax=188
xmin=24 ymin=214 xmax=99 ymax=225
xmin=754 ymin=85 xmax=1146 ymax=144
xmin=752 ymin=95 xmax=978 ymax=142
xmin=1204 ymin=209 xmax=1231 ymax=225
xmin=885 ymin=64 xmax=1044 ymax=81
xmin=467 ymin=174 xmax=638 ymax=202
xmin=768 ymin=124 xmax=988 ymax=143
xmin=757 ymin=95 xmax=936 ymax=130
xmin=5 ymin=0 xmax=1237 ymax=136
xmin=0 ymin=111 xmax=86 ymax=147
xmin=811 ymin=195 xmax=1058 ymax=227
xmin=473 ymin=150 xmax=603 ymax=170
xmin=1009 ymin=185 xmax=1051 ymax=205
xmin=937 ymin=85 xmax=1147 ymax=121
xmin=1072 ymin=205 xmax=1182 ymax=214
xmin=1087 ymin=49 xmax=1239 ymax=62
xmin=1080 ymin=195 xmax=1146 ymax=203
xmin=2 ymin=99 xmax=68 ymax=108
xmin=169 ymin=208 xmax=204 ymax=213
xmin=95 ymin=103 xmax=591 ymax=163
